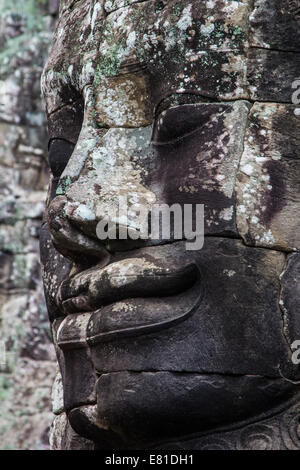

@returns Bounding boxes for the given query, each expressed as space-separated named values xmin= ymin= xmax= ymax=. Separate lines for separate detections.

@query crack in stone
xmin=104 ymin=0 xmax=154 ymax=16
xmin=250 ymin=45 xmax=300 ymax=54
xmin=233 ymin=101 xmax=253 ymax=236
xmin=278 ymin=256 xmax=293 ymax=353
xmin=95 ymin=369 xmax=289 ymax=380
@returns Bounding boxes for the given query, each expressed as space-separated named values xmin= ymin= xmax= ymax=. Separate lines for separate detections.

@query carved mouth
xmin=56 ymin=255 xmax=201 ymax=349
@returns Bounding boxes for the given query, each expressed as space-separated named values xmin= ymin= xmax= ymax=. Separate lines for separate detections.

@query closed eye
xmin=48 ymin=138 xmax=75 ymax=178
xmin=152 ymin=103 xmax=224 ymax=146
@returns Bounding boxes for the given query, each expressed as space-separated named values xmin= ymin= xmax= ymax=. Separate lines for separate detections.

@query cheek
xmin=155 ymin=131 xmax=234 ymax=235
xmin=154 ymin=102 xmax=249 ymax=236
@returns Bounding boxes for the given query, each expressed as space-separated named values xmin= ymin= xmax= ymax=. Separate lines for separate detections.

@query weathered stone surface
xmin=40 ymin=224 xmax=72 ymax=322
xmin=61 ymin=347 xmax=97 ymax=410
xmin=156 ymin=401 xmax=300 ymax=450
xmin=43 ymin=0 xmax=250 ymax=121
xmin=46 ymin=100 xmax=250 ymax=257
xmin=154 ymin=101 xmax=250 ymax=236
xmin=50 ymin=411 xmax=94 ymax=450
xmin=68 ymin=405 xmax=112 ymax=448
xmin=41 ymin=0 xmax=300 ymax=451
xmin=104 ymin=0 xmax=143 ymax=13
xmin=49 ymin=412 xmax=68 ymax=450
xmin=42 ymin=0 xmax=100 ymax=115
xmin=82 ymin=240 xmax=290 ymax=377
xmin=280 ymin=253 xmax=300 ymax=349
xmin=96 ymin=371 xmax=300 ymax=447
xmin=47 ymin=100 xmax=84 ymax=144
xmin=250 ymin=0 xmax=300 ymax=51
xmin=49 ymin=237 xmax=300 ymax=447
xmin=236 ymin=103 xmax=300 ymax=251
xmin=247 ymin=49 xmax=300 ymax=103
xmin=51 ymin=370 xmax=64 ymax=415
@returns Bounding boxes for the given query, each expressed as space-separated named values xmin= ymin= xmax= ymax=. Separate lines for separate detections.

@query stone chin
xmin=66 ymin=370 xmax=300 ymax=449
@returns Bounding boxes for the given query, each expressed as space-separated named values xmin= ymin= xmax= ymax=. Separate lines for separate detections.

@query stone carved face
xmin=41 ymin=0 xmax=300 ymax=449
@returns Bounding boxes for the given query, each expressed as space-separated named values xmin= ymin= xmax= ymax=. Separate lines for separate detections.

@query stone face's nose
xmin=47 ymin=109 xmax=157 ymax=258
xmin=47 ymin=195 xmax=110 ymax=265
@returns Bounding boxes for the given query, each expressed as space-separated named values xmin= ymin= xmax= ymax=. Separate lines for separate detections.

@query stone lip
xmin=56 ymin=254 xmax=201 ymax=348
xmin=86 ymin=283 xmax=201 ymax=346
xmin=57 ymin=255 xmax=199 ymax=312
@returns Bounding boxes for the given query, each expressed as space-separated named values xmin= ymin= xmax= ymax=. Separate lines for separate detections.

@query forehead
xmin=43 ymin=0 xmax=250 ymax=116
xmin=42 ymin=0 xmax=300 ymax=119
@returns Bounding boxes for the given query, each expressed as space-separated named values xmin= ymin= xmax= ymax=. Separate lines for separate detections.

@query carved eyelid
xmin=152 ymin=124 xmax=209 ymax=146
xmin=48 ymin=138 xmax=75 ymax=178
xmin=151 ymin=105 xmax=214 ymax=146
xmin=46 ymin=95 xmax=84 ymax=145
xmin=152 ymin=103 xmax=229 ymax=146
